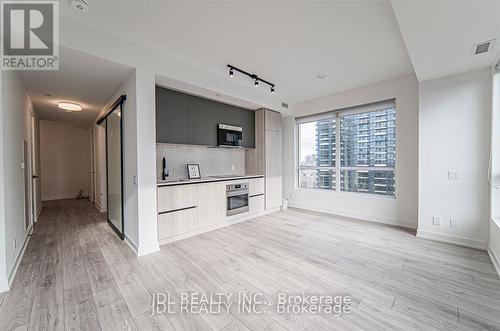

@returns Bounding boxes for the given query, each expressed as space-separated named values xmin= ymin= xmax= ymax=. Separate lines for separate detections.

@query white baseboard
xmin=416 ymin=229 xmax=487 ymax=250
xmin=0 ymin=277 xmax=7 ymax=293
xmin=94 ymin=202 xmax=106 ymax=213
xmin=137 ymin=243 xmax=160 ymax=257
xmin=288 ymin=202 xmax=416 ymax=229
xmin=488 ymin=245 xmax=500 ymax=278
xmin=124 ymin=234 xmax=139 ymax=255
xmin=5 ymin=225 xmax=33 ymax=291
xmin=42 ymin=193 xmax=79 ymax=201
xmin=158 ymin=209 xmax=272 ymax=247
xmin=36 ymin=204 xmax=43 ymax=219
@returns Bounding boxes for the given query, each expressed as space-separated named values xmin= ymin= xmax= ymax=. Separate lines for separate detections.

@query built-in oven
xmin=226 ymin=183 xmax=249 ymax=216
xmin=218 ymin=124 xmax=243 ymax=148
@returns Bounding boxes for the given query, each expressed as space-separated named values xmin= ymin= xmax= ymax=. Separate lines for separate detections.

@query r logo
xmin=2 ymin=2 xmax=53 ymax=55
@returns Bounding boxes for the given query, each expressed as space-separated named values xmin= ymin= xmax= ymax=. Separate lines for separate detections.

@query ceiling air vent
xmin=472 ymin=39 xmax=495 ymax=55
xmin=281 ymin=102 xmax=288 ymax=109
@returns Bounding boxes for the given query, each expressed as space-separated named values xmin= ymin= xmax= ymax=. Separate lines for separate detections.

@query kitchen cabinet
xmin=157 ymin=184 xmax=197 ymax=213
xmin=157 ymin=176 xmax=265 ymax=243
xmin=249 ymin=195 xmax=265 ymax=214
xmin=156 ymin=86 xmax=255 ymax=148
xmin=196 ymin=182 xmax=226 ymax=228
xmin=188 ymin=96 xmax=218 ymax=146
xmin=245 ymin=109 xmax=282 ymax=211
xmin=158 ymin=207 xmax=198 ymax=241
xmin=155 ymin=87 xmax=189 ymax=144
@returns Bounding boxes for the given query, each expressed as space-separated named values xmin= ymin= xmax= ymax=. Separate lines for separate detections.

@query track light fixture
xmin=227 ymin=64 xmax=276 ymax=93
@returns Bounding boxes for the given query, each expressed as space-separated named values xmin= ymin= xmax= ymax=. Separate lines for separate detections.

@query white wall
xmin=418 ymin=68 xmax=491 ymax=249
xmin=40 ymin=120 xmax=90 ymax=201
xmin=94 ymin=70 xmax=158 ymax=255
xmin=283 ymin=74 xmax=419 ymax=228
xmin=0 ymin=71 xmax=35 ymax=291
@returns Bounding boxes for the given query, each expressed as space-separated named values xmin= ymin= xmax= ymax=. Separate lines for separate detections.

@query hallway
xmin=1 ymin=200 xmax=500 ymax=330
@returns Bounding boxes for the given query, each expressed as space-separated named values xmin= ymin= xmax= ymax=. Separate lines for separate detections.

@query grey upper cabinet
xmin=156 ymin=86 xmax=255 ymax=148
xmin=156 ymin=87 xmax=189 ymax=144
xmin=188 ymin=96 xmax=218 ymax=146
xmin=216 ymin=104 xmax=255 ymax=148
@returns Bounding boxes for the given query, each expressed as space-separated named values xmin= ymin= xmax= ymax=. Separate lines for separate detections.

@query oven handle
xmin=226 ymin=190 xmax=249 ymax=197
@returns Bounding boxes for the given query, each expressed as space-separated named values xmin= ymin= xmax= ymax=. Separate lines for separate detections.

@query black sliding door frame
xmin=97 ymin=95 xmax=126 ymax=240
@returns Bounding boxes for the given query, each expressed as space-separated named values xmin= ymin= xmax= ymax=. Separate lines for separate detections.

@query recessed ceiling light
xmin=316 ymin=73 xmax=327 ymax=79
xmin=58 ymin=102 xmax=82 ymax=112
xmin=71 ymin=0 xmax=89 ymax=12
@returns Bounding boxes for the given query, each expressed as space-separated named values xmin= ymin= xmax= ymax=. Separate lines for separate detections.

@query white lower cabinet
xmin=249 ymin=195 xmax=265 ymax=214
xmin=158 ymin=207 xmax=198 ymax=241
xmin=157 ymin=177 xmax=265 ymax=243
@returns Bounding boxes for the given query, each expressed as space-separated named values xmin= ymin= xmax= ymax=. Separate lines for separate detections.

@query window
xmin=296 ymin=100 xmax=396 ymax=196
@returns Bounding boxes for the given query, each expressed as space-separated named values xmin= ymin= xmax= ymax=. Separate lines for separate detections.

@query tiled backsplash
xmin=156 ymin=144 xmax=246 ymax=181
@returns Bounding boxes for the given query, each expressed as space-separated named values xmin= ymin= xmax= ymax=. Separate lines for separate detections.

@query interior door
xmin=30 ymin=116 xmax=38 ymax=223
xmin=23 ymin=140 xmax=31 ymax=230
xmin=105 ymin=102 xmax=124 ymax=239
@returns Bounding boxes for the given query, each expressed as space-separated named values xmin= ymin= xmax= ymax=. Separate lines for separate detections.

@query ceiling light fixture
xmin=316 ymin=73 xmax=327 ymax=79
xmin=58 ymin=102 xmax=82 ymax=112
xmin=71 ymin=0 xmax=89 ymax=12
xmin=227 ymin=64 xmax=276 ymax=93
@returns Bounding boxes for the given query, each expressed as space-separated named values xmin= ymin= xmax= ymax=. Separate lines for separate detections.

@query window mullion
xmin=335 ymin=113 xmax=341 ymax=192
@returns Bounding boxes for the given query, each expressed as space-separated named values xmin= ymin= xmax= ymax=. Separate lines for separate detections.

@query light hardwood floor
xmin=1 ymin=199 xmax=500 ymax=330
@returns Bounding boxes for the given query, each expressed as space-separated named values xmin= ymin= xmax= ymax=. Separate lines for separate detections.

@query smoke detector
xmin=71 ymin=0 xmax=89 ymax=12
xmin=472 ymin=39 xmax=495 ymax=55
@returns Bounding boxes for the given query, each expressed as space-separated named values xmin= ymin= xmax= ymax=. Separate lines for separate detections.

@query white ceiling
xmin=59 ymin=0 xmax=414 ymax=104
xmin=391 ymin=0 xmax=500 ymax=82
xmin=19 ymin=46 xmax=132 ymax=128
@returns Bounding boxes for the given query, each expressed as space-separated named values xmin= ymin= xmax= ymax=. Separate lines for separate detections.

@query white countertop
xmin=157 ymin=174 xmax=264 ymax=187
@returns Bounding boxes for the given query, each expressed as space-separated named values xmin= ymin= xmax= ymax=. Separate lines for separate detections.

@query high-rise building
xmin=339 ymin=108 xmax=396 ymax=196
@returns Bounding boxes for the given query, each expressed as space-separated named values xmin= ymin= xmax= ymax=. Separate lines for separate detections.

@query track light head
xmin=229 ymin=68 xmax=234 ymax=77
xmin=254 ymin=79 xmax=259 ymax=87
xmin=270 ymin=86 xmax=275 ymax=93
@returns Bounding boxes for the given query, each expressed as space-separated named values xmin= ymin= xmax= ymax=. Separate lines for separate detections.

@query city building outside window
xmin=297 ymin=100 xmax=396 ymax=197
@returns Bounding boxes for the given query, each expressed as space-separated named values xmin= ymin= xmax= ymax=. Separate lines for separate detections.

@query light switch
xmin=448 ymin=171 xmax=460 ymax=180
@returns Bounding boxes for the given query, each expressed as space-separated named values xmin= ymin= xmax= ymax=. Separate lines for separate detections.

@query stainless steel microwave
xmin=217 ymin=124 xmax=243 ymax=148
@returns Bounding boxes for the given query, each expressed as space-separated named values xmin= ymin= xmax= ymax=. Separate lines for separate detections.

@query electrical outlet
xmin=12 ymin=239 xmax=16 ymax=251
xmin=448 ymin=171 xmax=460 ymax=180
xmin=450 ymin=218 xmax=459 ymax=229
xmin=432 ymin=216 xmax=441 ymax=226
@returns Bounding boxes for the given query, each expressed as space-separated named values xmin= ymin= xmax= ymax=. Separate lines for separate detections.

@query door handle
xmin=32 ymin=175 xmax=39 ymax=179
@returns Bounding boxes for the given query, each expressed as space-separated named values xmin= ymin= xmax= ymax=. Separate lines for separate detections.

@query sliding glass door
xmin=98 ymin=95 xmax=126 ymax=239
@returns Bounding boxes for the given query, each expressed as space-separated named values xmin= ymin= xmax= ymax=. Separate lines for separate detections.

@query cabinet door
xmin=157 ymin=185 xmax=197 ymax=213
xmin=249 ymin=178 xmax=264 ymax=196
xmin=197 ymin=182 xmax=226 ymax=227
xmin=158 ymin=207 xmax=198 ymax=241
xmin=188 ymin=95 xmax=218 ymax=146
xmin=217 ymin=104 xmax=255 ymax=148
xmin=265 ymin=110 xmax=281 ymax=132
xmin=265 ymin=130 xmax=282 ymax=210
xmin=156 ymin=87 xmax=189 ymax=144
xmin=249 ymin=195 xmax=265 ymax=215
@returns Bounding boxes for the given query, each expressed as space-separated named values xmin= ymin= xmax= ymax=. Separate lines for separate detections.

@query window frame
xmin=295 ymin=100 xmax=396 ymax=198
